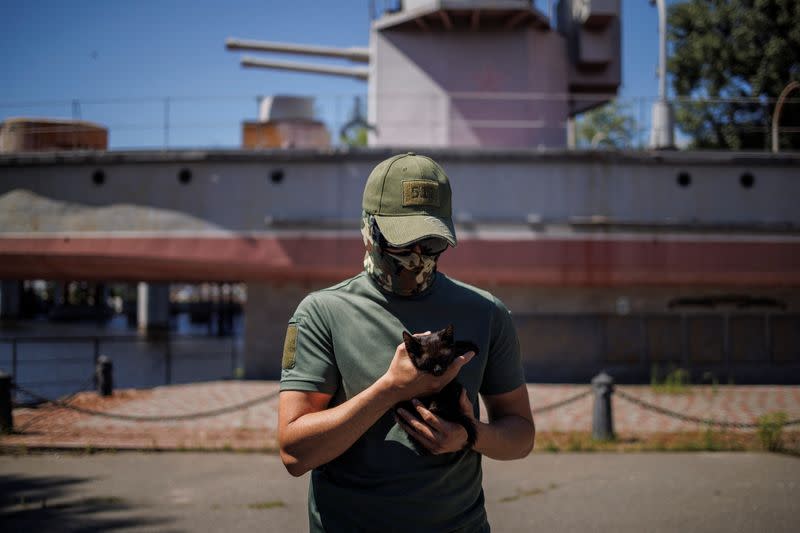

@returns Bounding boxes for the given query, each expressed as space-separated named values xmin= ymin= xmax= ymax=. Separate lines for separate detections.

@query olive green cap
xmin=362 ymin=152 xmax=457 ymax=247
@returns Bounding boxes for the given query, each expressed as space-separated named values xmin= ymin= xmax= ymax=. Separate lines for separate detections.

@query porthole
xmin=270 ymin=169 xmax=285 ymax=184
xmin=677 ymin=171 xmax=691 ymax=188
xmin=740 ymin=172 xmax=755 ymax=189
xmin=178 ymin=168 xmax=192 ymax=184
xmin=92 ymin=169 xmax=105 ymax=186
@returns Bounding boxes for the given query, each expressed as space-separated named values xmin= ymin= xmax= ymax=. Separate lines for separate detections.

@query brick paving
xmin=2 ymin=381 xmax=799 ymax=451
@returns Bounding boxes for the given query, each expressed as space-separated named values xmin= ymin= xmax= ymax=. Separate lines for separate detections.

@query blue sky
xmin=0 ymin=0 xmax=672 ymax=149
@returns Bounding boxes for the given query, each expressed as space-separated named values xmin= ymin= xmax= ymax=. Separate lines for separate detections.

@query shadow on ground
xmin=0 ymin=473 xmax=178 ymax=532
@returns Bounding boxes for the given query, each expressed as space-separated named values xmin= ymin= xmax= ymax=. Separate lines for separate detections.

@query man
xmin=279 ymin=153 xmax=534 ymax=532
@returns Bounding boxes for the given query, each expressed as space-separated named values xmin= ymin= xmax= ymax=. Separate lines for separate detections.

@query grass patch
xmin=533 ymin=430 xmax=798 ymax=453
xmin=543 ymin=440 xmax=560 ymax=453
xmin=247 ymin=500 xmax=286 ymax=510
xmin=538 ymin=433 xmax=618 ymax=453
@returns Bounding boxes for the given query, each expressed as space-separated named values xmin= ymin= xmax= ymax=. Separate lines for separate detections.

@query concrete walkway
xmin=2 ymin=381 xmax=799 ymax=450
xmin=1 ymin=452 xmax=798 ymax=532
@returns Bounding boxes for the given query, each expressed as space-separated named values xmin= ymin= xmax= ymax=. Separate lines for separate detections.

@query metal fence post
xmin=95 ymin=355 xmax=113 ymax=397
xmin=165 ymin=336 xmax=172 ymax=385
xmin=11 ymin=339 xmax=18 ymax=379
xmin=0 ymin=371 xmax=12 ymax=433
xmin=591 ymin=372 xmax=615 ymax=441
xmin=230 ymin=335 xmax=237 ymax=379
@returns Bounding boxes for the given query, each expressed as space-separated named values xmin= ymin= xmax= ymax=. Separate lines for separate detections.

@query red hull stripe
xmin=1 ymin=236 xmax=799 ymax=285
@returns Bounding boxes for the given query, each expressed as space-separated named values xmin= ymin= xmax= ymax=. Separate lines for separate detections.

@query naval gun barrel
xmin=226 ymin=38 xmax=370 ymax=63
xmin=240 ymin=56 xmax=369 ymax=80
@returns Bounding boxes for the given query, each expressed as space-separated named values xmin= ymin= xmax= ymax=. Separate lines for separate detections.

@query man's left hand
xmin=395 ymin=388 xmax=476 ymax=454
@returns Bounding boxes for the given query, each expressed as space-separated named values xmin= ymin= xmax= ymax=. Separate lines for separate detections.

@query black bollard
xmin=96 ymin=355 xmax=113 ymax=397
xmin=0 ymin=371 xmax=12 ymax=433
xmin=591 ymin=372 xmax=615 ymax=441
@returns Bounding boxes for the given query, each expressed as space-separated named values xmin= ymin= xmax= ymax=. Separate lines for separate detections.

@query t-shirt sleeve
xmin=280 ymin=294 xmax=340 ymax=395
xmin=480 ymin=296 xmax=525 ymax=396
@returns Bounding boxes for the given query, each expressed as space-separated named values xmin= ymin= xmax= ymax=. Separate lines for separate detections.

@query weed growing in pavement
xmin=703 ymin=425 xmax=718 ymax=451
xmin=650 ymin=364 xmax=690 ymax=394
xmin=757 ymin=411 xmax=787 ymax=452
xmin=499 ymin=488 xmax=545 ymax=502
xmin=701 ymin=372 xmax=720 ymax=395
xmin=248 ymin=500 xmax=286 ymax=510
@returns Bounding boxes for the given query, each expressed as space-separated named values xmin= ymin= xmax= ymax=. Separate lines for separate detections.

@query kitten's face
xmin=402 ymin=325 xmax=456 ymax=377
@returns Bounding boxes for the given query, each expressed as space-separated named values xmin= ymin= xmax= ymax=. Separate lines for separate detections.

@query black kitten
xmin=396 ymin=324 xmax=479 ymax=453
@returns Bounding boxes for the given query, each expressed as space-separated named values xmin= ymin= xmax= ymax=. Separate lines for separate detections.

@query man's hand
xmin=395 ymin=388 xmax=477 ymax=455
xmin=379 ymin=333 xmax=475 ymax=403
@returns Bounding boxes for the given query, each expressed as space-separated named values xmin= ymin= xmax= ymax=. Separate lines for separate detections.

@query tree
xmin=668 ymin=0 xmax=800 ymax=150
xmin=340 ymin=125 xmax=368 ymax=147
xmin=575 ymin=101 xmax=637 ymax=149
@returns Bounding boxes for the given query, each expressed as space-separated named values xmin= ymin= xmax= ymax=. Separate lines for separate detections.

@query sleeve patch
xmin=282 ymin=324 xmax=298 ymax=369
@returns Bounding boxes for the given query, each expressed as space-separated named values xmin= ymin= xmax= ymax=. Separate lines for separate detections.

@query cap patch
xmin=402 ymin=180 xmax=439 ymax=207
xmin=282 ymin=324 xmax=298 ymax=369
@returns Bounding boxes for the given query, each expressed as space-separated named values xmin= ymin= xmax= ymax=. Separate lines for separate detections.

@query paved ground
xmin=1 ymin=452 xmax=798 ymax=532
xmin=3 ymin=381 xmax=799 ymax=450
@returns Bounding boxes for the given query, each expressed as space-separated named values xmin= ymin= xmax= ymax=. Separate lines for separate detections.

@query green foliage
xmin=667 ymin=0 xmax=800 ymax=150
xmin=757 ymin=411 xmax=787 ymax=452
xmin=340 ymin=126 xmax=368 ymax=147
xmin=544 ymin=441 xmax=560 ymax=453
xmin=575 ymin=101 xmax=637 ymax=149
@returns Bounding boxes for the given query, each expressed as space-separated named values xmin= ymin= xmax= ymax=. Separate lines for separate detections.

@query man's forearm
xmin=473 ymin=415 xmax=535 ymax=460
xmin=281 ymin=377 xmax=399 ymax=476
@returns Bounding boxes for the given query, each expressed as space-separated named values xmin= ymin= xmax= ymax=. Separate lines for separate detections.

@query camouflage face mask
xmin=360 ymin=213 xmax=441 ymax=296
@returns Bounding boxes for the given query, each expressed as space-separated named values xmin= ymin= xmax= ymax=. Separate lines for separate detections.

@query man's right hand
xmin=379 ymin=333 xmax=475 ymax=403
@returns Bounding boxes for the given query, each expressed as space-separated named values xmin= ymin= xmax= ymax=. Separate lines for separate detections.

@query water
xmin=0 ymin=313 xmax=244 ymax=404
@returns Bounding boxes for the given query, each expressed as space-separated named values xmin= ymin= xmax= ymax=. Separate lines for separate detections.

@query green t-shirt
xmin=281 ymin=271 xmax=524 ymax=533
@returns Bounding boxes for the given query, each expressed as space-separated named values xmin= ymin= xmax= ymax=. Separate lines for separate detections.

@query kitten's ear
xmin=443 ymin=324 xmax=454 ymax=341
xmin=454 ymin=340 xmax=479 ymax=357
xmin=402 ymin=331 xmax=420 ymax=351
